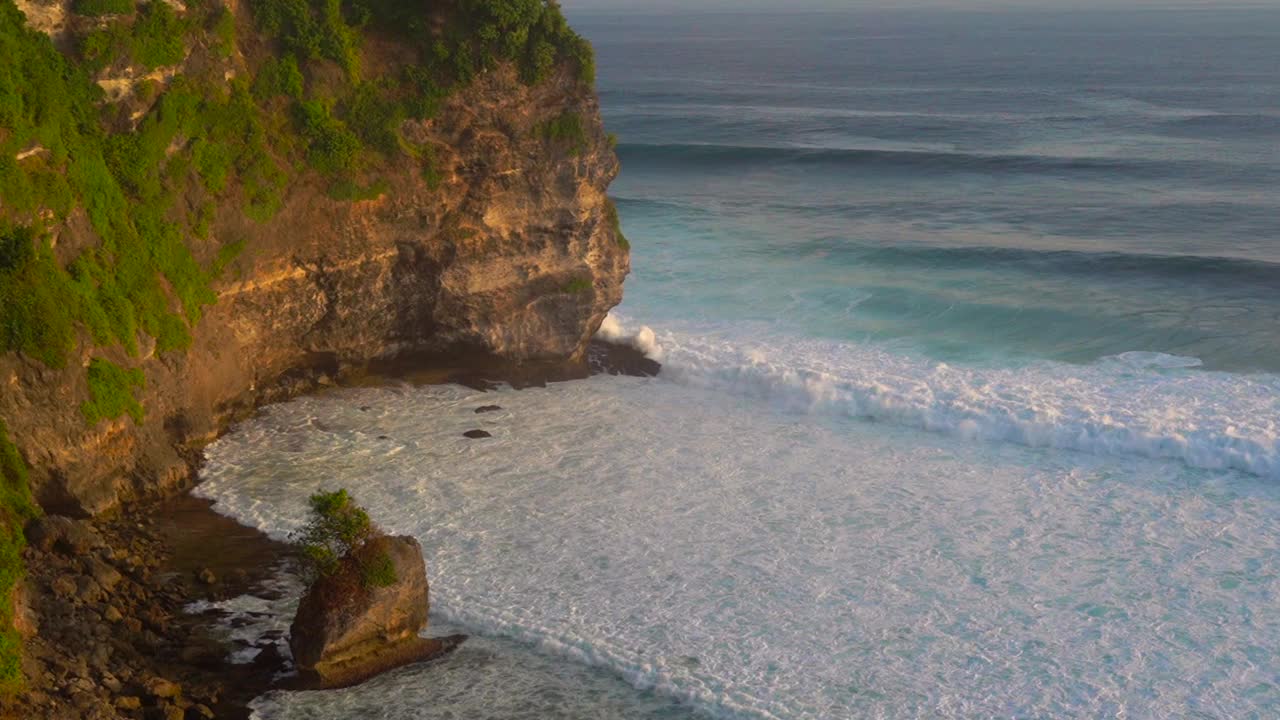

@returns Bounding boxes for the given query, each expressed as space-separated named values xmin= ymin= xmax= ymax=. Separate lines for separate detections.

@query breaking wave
xmin=599 ymin=314 xmax=1280 ymax=480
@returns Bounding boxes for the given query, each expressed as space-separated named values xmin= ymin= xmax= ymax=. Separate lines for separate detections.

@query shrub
xmin=0 ymin=419 xmax=38 ymax=697
xmin=420 ymin=145 xmax=443 ymax=190
xmin=212 ymin=6 xmax=237 ymax=58
xmin=253 ymin=55 xmax=305 ymax=101
xmin=541 ymin=110 xmax=586 ymax=155
xmin=0 ymin=229 xmax=80 ymax=367
xmin=295 ymin=99 xmax=361 ymax=173
xmin=250 ymin=0 xmax=359 ymax=75
xmin=72 ymin=0 xmax=134 ymax=17
xmin=293 ymin=489 xmax=368 ymax=575
xmin=0 ymin=226 xmax=34 ymax=274
xmin=341 ymin=82 xmax=403 ymax=157
xmin=604 ymin=197 xmax=629 ymax=250
xmin=360 ymin=550 xmax=397 ymax=588
xmin=131 ymin=1 xmax=187 ymax=69
xmin=326 ymin=177 xmax=387 ymax=201
xmin=77 ymin=21 xmax=130 ymax=71
xmin=292 ymin=490 xmax=399 ymax=590
xmin=562 ymin=276 xmax=591 ymax=294
xmin=81 ymin=358 xmax=146 ymax=425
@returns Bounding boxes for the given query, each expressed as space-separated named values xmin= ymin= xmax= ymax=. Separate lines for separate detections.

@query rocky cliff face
xmin=0 ymin=1 xmax=627 ymax=517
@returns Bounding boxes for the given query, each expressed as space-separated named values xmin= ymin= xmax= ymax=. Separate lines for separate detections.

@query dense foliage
xmin=81 ymin=358 xmax=146 ymax=425
xmin=1 ymin=0 xmax=596 ymax=370
xmin=0 ymin=422 xmax=38 ymax=695
xmin=0 ymin=2 xmax=267 ymax=371
xmin=292 ymin=489 xmax=396 ymax=589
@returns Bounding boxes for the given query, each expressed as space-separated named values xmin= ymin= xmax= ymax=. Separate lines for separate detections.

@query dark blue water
xmin=574 ymin=7 xmax=1280 ymax=372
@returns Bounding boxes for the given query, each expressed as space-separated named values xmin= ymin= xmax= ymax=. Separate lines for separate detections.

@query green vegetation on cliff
xmin=0 ymin=2 xmax=276 ymax=370
xmin=0 ymin=0 xmax=603 ymax=691
xmin=72 ymin=0 xmax=133 ymax=18
xmin=605 ymin=198 xmax=629 ymax=250
xmin=541 ymin=110 xmax=587 ymax=155
xmin=1 ymin=0 xmax=596 ymax=369
xmin=562 ymin=276 xmax=592 ymax=294
xmin=82 ymin=358 xmax=147 ymax=425
xmin=0 ymin=421 xmax=38 ymax=694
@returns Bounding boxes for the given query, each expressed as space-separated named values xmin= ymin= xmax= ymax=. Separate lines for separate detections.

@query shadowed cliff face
xmin=0 ymin=59 xmax=626 ymax=516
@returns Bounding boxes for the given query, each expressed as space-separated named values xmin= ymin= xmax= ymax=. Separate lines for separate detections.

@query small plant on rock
xmin=292 ymin=489 xmax=397 ymax=589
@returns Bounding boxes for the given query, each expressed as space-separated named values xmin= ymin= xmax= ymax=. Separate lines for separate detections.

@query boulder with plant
xmin=287 ymin=490 xmax=463 ymax=688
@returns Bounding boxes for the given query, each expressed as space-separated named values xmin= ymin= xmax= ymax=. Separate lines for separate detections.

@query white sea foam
xmin=596 ymin=313 xmax=665 ymax=361
xmin=604 ymin=316 xmax=1280 ymax=480
xmin=184 ymin=569 xmax=302 ymax=666
xmin=197 ymin=369 xmax=1280 ymax=720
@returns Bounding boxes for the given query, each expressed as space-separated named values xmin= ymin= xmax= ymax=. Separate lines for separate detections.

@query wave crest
xmin=611 ymin=317 xmax=1280 ymax=480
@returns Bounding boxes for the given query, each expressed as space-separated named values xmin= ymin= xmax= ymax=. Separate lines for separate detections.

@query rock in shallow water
xmin=474 ymin=405 xmax=503 ymax=414
xmin=463 ymin=429 xmax=493 ymax=439
xmin=288 ymin=535 xmax=465 ymax=689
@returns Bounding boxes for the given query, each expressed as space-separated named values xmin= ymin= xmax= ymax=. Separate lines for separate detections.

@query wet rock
xmin=587 ymin=339 xmax=662 ymax=378
xmin=140 ymin=630 xmax=164 ymax=650
xmin=50 ymin=575 xmax=77 ymax=600
xmin=145 ymin=676 xmax=181 ymax=699
xmin=88 ymin=642 xmax=111 ymax=671
xmin=115 ymin=696 xmax=142 ymax=711
xmin=75 ymin=576 xmax=103 ymax=604
xmin=69 ymin=690 xmax=97 ymax=712
xmin=88 ymin=559 xmax=123 ymax=591
xmin=474 ymin=405 xmax=502 ymax=414
xmin=100 ymin=672 xmax=123 ymax=693
xmin=289 ymin=535 xmax=464 ymax=688
xmin=197 ymin=568 xmax=216 ymax=585
xmin=462 ymin=429 xmax=492 ymax=439
xmin=103 ymin=606 xmax=124 ymax=623
xmin=180 ymin=636 xmax=226 ymax=668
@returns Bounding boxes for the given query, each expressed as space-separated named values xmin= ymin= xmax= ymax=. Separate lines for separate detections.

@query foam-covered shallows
xmin=198 ymin=341 xmax=1280 ymax=719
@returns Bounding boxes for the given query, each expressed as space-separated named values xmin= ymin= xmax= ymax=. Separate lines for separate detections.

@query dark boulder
xmin=587 ymin=339 xmax=662 ymax=377
xmin=462 ymin=430 xmax=492 ymax=439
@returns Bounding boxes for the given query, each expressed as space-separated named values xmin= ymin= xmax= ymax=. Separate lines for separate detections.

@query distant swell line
xmin=611 ymin=195 xmax=1280 ymax=284
xmin=790 ymin=241 xmax=1280 ymax=286
xmin=616 ymin=142 xmax=1272 ymax=181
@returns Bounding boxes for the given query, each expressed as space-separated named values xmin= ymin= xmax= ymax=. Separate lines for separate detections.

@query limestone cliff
xmin=0 ymin=0 xmax=627 ymax=517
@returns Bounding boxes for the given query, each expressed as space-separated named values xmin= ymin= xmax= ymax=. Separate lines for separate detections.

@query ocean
xmin=196 ymin=6 xmax=1280 ymax=719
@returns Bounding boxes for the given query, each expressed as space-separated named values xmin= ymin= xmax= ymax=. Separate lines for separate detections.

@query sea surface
xmin=198 ymin=6 xmax=1280 ymax=719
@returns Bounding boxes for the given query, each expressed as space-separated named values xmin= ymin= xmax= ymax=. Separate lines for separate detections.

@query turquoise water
xmin=200 ymin=7 xmax=1280 ymax=719
xmin=588 ymin=8 xmax=1280 ymax=372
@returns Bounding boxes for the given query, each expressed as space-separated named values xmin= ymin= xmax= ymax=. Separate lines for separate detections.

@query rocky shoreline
xmin=4 ymin=494 xmax=293 ymax=720
xmin=1 ymin=341 xmax=659 ymax=719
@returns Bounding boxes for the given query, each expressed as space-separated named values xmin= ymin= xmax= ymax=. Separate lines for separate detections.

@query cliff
xmin=0 ymin=0 xmax=626 ymax=517
xmin=0 ymin=0 xmax=626 ymax=697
